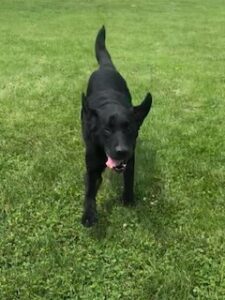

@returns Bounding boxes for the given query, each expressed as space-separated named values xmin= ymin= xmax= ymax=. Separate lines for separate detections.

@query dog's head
xmin=82 ymin=92 xmax=152 ymax=171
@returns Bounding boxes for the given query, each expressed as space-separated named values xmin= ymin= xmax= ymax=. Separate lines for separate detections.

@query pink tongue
xmin=106 ymin=157 xmax=122 ymax=169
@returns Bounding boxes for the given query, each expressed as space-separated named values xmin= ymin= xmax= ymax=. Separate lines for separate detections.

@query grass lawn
xmin=1 ymin=0 xmax=225 ymax=299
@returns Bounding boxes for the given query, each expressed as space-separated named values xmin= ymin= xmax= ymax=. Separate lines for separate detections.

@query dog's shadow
xmin=89 ymin=138 xmax=178 ymax=241
xmin=135 ymin=139 xmax=175 ymax=241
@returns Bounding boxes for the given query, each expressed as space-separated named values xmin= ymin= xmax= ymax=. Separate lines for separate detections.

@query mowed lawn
xmin=0 ymin=0 xmax=225 ymax=299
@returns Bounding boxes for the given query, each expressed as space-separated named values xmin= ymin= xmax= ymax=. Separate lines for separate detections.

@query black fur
xmin=81 ymin=26 xmax=152 ymax=227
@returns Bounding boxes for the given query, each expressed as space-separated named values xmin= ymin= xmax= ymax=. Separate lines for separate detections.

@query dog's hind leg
xmin=122 ymin=155 xmax=135 ymax=205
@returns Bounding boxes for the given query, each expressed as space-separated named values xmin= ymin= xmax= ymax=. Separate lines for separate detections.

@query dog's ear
xmin=133 ymin=92 xmax=152 ymax=128
xmin=89 ymin=109 xmax=98 ymax=132
xmin=81 ymin=93 xmax=98 ymax=132
xmin=81 ymin=92 xmax=87 ymax=112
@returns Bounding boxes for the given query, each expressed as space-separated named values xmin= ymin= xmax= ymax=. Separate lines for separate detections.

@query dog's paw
xmin=122 ymin=193 xmax=135 ymax=206
xmin=81 ymin=209 xmax=98 ymax=227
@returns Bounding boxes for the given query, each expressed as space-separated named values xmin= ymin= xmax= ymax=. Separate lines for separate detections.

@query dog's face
xmin=99 ymin=104 xmax=137 ymax=161
xmin=83 ymin=93 xmax=152 ymax=171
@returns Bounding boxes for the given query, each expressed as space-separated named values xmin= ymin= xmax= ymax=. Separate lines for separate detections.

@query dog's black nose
xmin=115 ymin=146 xmax=129 ymax=158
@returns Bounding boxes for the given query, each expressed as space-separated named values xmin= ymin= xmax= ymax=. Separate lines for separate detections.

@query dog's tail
xmin=95 ymin=26 xmax=114 ymax=68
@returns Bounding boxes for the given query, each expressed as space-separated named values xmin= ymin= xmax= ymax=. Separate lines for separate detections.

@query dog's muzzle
xmin=114 ymin=161 xmax=127 ymax=173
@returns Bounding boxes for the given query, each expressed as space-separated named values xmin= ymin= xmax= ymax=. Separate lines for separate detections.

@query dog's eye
xmin=104 ymin=128 xmax=111 ymax=136
xmin=122 ymin=122 xmax=131 ymax=132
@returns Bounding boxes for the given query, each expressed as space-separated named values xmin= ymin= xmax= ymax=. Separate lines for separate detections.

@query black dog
xmin=81 ymin=26 xmax=152 ymax=227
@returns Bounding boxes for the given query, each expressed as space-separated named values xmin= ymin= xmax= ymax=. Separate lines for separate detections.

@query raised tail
xmin=95 ymin=26 xmax=114 ymax=68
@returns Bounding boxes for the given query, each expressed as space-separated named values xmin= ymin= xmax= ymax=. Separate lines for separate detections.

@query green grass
xmin=0 ymin=0 xmax=225 ymax=299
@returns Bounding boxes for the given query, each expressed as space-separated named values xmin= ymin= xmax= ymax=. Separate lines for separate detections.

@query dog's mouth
xmin=114 ymin=161 xmax=127 ymax=173
xmin=106 ymin=156 xmax=127 ymax=173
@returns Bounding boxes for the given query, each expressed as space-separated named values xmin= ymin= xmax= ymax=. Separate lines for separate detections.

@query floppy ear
xmin=81 ymin=93 xmax=98 ymax=132
xmin=133 ymin=92 xmax=152 ymax=128
xmin=81 ymin=92 xmax=87 ymax=112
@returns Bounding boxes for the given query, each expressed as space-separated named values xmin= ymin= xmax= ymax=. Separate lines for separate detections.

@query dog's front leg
xmin=81 ymin=169 xmax=103 ymax=227
xmin=122 ymin=155 xmax=135 ymax=205
xmin=82 ymin=149 xmax=105 ymax=227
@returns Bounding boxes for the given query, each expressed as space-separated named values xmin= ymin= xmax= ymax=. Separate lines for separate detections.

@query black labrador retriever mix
xmin=81 ymin=26 xmax=152 ymax=227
